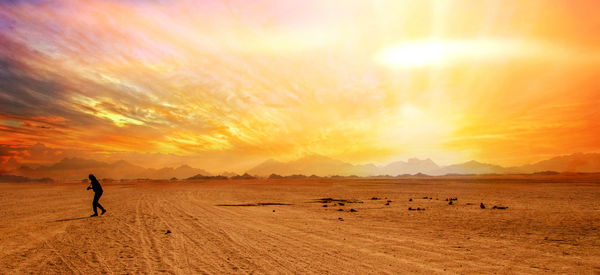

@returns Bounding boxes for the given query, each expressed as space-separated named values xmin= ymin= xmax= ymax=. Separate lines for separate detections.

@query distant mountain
xmin=0 ymin=174 xmax=54 ymax=183
xmin=382 ymin=158 xmax=441 ymax=175
xmin=7 ymin=153 xmax=600 ymax=181
xmin=247 ymin=155 xmax=374 ymax=176
xmin=517 ymin=153 xmax=600 ymax=173
xmin=245 ymin=153 xmax=600 ymax=177
xmin=9 ymin=158 xmax=211 ymax=180
xmin=440 ymin=160 xmax=514 ymax=175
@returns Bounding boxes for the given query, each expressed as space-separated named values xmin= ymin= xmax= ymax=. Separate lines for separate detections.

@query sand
xmin=1 ymin=176 xmax=599 ymax=274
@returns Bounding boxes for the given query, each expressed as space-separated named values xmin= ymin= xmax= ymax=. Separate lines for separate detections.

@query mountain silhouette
xmin=10 ymin=158 xmax=211 ymax=180
xmin=246 ymin=153 xmax=600 ymax=177
xmin=382 ymin=158 xmax=441 ymax=175
xmin=5 ymin=153 xmax=600 ymax=181
xmin=247 ymin=155 xmax=374 ymax=176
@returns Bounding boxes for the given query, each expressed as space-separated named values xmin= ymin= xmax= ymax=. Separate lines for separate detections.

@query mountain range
xmin=247 ymin=153 xmax=600 ymax=177
xmin=8 ymin=158 xmax=211 ymax=181
xmin=2 ymin=153 xmax=600 ymax=181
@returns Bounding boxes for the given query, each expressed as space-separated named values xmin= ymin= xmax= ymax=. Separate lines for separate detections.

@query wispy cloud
xmin=1 ymin=0 xmax=599 ymax=168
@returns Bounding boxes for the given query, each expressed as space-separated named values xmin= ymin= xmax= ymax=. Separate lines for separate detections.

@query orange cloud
xmin=0 ymin=0 xmax=599 ymax=169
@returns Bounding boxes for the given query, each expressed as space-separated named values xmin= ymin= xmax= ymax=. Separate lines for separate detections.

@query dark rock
xmin=350 ymin=208 xmax=357 ymax=212
xmin=480 ymin=203 xmax=486 ymax=209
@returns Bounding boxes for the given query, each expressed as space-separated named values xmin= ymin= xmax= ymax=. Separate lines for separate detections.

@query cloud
xmin=0 ymin=0 xmax=599 ymax=168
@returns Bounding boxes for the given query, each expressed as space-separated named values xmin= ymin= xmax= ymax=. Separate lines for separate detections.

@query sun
xmin=374 ymin=38 xmax=530 ymax=68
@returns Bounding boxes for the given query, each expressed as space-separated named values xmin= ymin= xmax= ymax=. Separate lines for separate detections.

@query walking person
xmin=87 ymin=174 xmax=106 ymax=217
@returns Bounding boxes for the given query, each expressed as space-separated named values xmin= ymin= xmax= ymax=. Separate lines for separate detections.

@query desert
xmin=1 ymin=175 xmax=599 ymax=274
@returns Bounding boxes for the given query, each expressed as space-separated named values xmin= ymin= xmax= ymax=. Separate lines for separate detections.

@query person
xmin=87 ymin=174 xmax=106 ymax=217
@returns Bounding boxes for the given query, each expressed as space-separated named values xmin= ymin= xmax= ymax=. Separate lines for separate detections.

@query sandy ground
xmin=1 ymin=176 xmax=599 ymax=274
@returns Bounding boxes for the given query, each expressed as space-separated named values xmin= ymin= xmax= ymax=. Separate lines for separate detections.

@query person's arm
xmin=86 ymin=184 xmax=92 ymax=190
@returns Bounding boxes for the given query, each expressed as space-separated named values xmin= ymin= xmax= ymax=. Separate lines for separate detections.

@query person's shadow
xmin=53 ymin=217 xmax=90 ymax=222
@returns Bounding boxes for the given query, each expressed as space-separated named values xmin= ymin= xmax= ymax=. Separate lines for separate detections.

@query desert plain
xmin=1 ymin=175 xmax=599 ymax=274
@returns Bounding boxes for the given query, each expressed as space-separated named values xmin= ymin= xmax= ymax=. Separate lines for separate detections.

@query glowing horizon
xmin=1 ymin=0 xmax=599 ymax=171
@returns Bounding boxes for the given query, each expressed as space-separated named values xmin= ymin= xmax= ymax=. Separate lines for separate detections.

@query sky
xmin=1 ymin=0 xmax=599 ymax=172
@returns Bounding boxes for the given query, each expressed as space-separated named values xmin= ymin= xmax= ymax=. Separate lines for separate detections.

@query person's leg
xmin=96 ymin=192 xmax=106 ymax=214
xmin=92 ymin=192 xmax=101 ymax=215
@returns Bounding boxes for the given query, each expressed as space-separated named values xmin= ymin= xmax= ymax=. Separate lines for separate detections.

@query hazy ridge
xmin=2 ymin=153 xmax=600 ymax=181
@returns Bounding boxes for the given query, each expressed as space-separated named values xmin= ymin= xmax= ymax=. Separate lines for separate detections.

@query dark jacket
xmin=90 ymin=178 xmax=103 ymax=193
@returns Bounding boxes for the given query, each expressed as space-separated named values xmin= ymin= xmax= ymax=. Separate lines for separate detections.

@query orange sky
xmin=0 ymin=0 xmax=599 ymax=172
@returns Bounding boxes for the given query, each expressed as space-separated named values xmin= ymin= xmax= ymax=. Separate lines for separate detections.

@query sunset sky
xmin=1 ymin=0 xmax=599 ymax=172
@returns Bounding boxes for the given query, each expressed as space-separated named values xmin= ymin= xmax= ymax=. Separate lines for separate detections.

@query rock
xmin=409 ymin=198 xmax=413 ymax=202
xmin=350 ymin=208 xmax=357 ymax=212
xmin=480 ymin=203 xmax=486 ymax=209
xmin=322 ymin=204 xmax=328 ymax=207
xmin=387 ymin=200 xmax=392 ymax=203
xmin=448 ymin=201 xmax=453 ymax=205
xmin=165 ymin=230 xmax=171 ymax=234
xmin=385 ymin=202 xmax=390 ymax=205
xmin=337 ymin=209 xmax=344 ymax=211
xmin=371 ymin=197 xmax=379 ymax=200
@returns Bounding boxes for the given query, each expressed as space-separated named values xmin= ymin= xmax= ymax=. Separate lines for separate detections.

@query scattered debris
xmin=313 ymin=198 xmax=362 ymax=204
xmin=322 ymin=204 xmax=328 ymax=207
xmin=338 ymin=217 xmax=344 ymax=221
xmin=371 ymin=197 xmax=379 ymax=200
xmin=492 ymin=206 xmax=508 ymax=210
xmin=448 ymin=201 xmax=453 ymax=205
xmin=385 ymin=202 xmax=390 ymax=206
xmin=387 ymin=200 xmax=392 ymax=203
xmin=338 ymin=202 xmax=345 ymax=206
xmin=423 ymin=196 xmax=429 ymax=199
